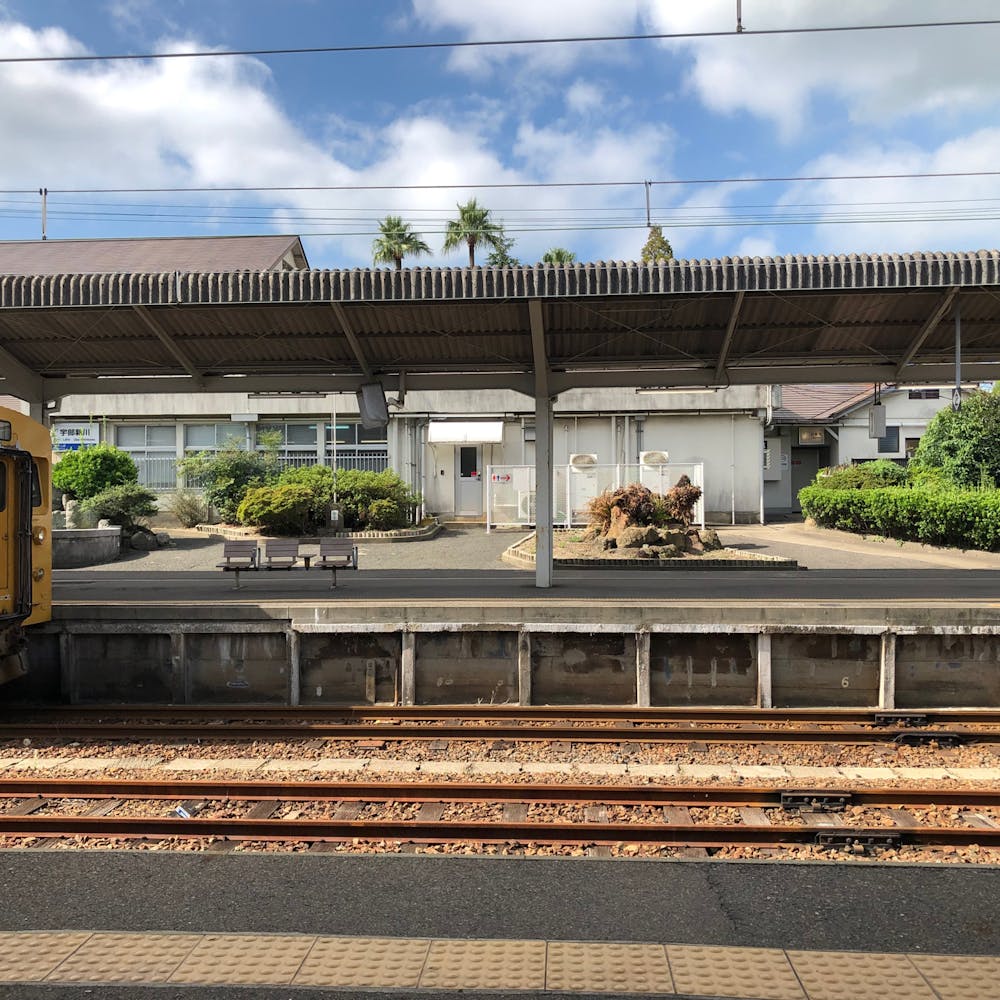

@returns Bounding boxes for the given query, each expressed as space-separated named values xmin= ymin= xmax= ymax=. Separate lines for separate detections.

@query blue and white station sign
xmin=53 ymin=423 xmax=100 ymax=451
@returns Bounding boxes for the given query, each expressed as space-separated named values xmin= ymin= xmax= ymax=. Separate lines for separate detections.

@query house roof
xmin=774 ymin=385 xmax=878 ymax=423
xmin=3 ymin=249 xmax=1000 ymax=401
xmin=0 ymin=235 xmax=309 ymax=276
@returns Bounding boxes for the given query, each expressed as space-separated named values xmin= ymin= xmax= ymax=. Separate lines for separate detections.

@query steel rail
xmin=7 ymin=705 xmax=1000 ymax=725
xmin=2 ymin=778 xmax=1000 ymax=808
xmin=1 ymin=814 xmax=997 ymax=848
xmin=0 ymin=721 xmax=991 ymax=743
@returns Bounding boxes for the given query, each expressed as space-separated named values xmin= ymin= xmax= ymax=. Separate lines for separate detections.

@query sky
xmin=1 ymin=0 xmax=999 ymax=269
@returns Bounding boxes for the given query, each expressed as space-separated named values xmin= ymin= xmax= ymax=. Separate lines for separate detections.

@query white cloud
xmin=734 ymin=235 xmax=779 ymax=258
xmin=410 ymin=0 xmax=643 ymax=74
xmin=643 ymin=0 xmax=1000 ymax=136
xmin=565 ymin=79 xmax=602 ymax=115
xmin=777 ymin=130 xmax=1000 ymax=254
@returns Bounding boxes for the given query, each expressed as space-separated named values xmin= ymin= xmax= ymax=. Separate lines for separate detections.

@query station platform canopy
xmin=1 ymin=250 xmax=999 ymax=404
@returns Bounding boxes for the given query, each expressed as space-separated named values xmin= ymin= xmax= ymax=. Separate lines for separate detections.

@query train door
xmin=0 ymin=455 xmax=8 ymax=600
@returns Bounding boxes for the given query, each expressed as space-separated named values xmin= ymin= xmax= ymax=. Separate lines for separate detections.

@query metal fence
xmin=136 ymin=452 xmax=391 ymax=490
xmin=486 ymin=463 xmax=705 ymax=531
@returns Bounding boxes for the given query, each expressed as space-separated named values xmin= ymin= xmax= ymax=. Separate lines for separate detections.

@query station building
xmin=0 ymin=235 xmax=968 ymax=524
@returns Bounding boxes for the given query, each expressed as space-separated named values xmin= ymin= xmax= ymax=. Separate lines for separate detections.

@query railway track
xmin=1 ymin=779 xmax=998 ymax=849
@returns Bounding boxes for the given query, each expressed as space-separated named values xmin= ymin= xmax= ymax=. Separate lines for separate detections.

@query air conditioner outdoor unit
xmin=568 ymin=452 xmax=598 ymax=467
xmin=639 ymin=450 xmax=669 ymax=465
xmin=517 ymin=491 xmax=536 ymax=521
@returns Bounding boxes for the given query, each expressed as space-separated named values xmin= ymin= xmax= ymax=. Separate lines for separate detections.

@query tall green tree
xmin=541 ymin=247 xmax=576 ymax=264
xmin=640 ymin=225 xmax=674 ymax=263
xmin=372 ymin=215 xmax=431 ymax=270
xmin=442 ymin=198 xmax=505 ymax=267
xmin=485 ymin=230 xmax=521 ymax=267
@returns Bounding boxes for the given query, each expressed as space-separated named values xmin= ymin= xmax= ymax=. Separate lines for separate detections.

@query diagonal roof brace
xmin=132 ymin=305 xmax=204 ymax=386
xmin=714 ymin=289 xmax=745 ymax=383
xmin=894 ymin=286 xmax=960 ymax=378
xmin=330 ymin=302 xmax=374 ymax=381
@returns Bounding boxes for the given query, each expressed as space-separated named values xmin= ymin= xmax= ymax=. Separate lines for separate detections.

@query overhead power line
xmin=0 ymin=19 xmax=997 ymax=65
xmin=2 ymin=167 xmax=998 ymax=196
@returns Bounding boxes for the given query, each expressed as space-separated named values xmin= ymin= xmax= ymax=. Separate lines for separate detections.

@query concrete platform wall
xmin=12 ymin=620 xmax=1000 ymax=709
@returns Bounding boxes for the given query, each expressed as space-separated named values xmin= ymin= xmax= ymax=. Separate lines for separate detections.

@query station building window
xmin=325 ymin=422 xmax=389 ymax=472
xmin=115 ymin=424 xmax=178 ymax=489
xmin=256 ymin=422 xmax=321 ymax=471
xmin=877 ymin=425 xmax=900 ymax=454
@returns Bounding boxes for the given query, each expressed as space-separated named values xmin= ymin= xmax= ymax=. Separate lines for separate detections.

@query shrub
xmin=237 ymin=483 xmax=315 ymax=535
xmin=168 ymin=488 xmax=209 ymax=528
xmin=660 ymin=474 xmax=702 ymax=527
xmin=178 ymin=444 xmax=278 ymax=523
xmin=81 ymin=483 xmax=158 ymax=532
xmin=816 ymin=460 xmax=907 ymax=490
xmin=335 ymin=469 xmax=420 ymax=531
xmin=277 ymin=465 xmax=336 ymax=528
xmin=798 ymin=484 xmax=1000 ymax=551
xmin=52 ymin=444 xmax=138 ymax=501
xmin=911 ymin=388 xmax=1000 ymax=488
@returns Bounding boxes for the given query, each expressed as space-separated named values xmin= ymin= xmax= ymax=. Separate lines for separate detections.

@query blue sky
xmin=1 ymin=0 xmax=999 ymax=268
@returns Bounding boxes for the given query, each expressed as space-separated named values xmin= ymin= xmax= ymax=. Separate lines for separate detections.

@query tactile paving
xmin=293 ymin=936 xmax=428 ymax=988
xmin=668 ymin=944 xmax=805 ymax=999
xmin=787 ymin=950 xmax=937 ymax=1000
xmin=47 ymin=932 xmax=199 ymax=983
xmin=169 ymin=933 xmax=314 ymax=985
xmin=909 ymin=953 xmax=1000 ymax=1000
xmin=421 ymin=937 xmax=546 ymax=989
xmin=0 ymin=932 xmax=92 ymax=982
xmin=545 ymin=941 xmax=673 ymax=994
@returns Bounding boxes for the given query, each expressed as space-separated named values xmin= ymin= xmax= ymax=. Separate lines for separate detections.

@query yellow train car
xmin=0 ymin=407 xmax=52 ymax=683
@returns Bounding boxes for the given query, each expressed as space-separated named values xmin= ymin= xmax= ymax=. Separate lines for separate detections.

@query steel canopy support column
xmin=534 ymin=392 xmax=554 ymax=588
xmin=530 ymin=299 xmax=553 ymax=589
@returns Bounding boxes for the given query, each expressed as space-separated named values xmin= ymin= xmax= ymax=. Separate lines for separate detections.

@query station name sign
xmin=53 ymin=423 xmax=100 ymax=451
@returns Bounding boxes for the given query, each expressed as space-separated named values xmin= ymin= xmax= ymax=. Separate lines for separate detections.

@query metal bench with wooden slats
xmin=215 ymin=539 xmax=260 ymax=590
xmin=263 ymin=538 xmax=302 ymax=571
xmin=313 ymin=537 xmax=358 ymax=588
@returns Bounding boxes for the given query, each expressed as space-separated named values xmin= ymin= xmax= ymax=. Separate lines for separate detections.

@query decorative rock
xmin=606 ymin=505 xmax=632 ymax=542
xmin=660 ymin=529 xmax=687 ymax=548
xmin=618 ymin=526 xmax=649 ymax=548
xmin=637 ymin=545 xmax=659 ymax=559
xmin=155 ymin=532 xmax=172 ymax=547
xmin=658 ymin=544 xmax=682 ymax=558
xmin=582 ymin=524 xmax=602 ymax=541
xmin=602 ymin=537 xmax=617 ymax=551
xmin=97 ymin=519 xmax=113 ymax=529
xmin=128 ymin=528 xmax=159 ymax=550
xmin=685 ymin=530 xmax=705 ymax=553
xmin=63 ymin=498 xmax=81 ymax=529
xmin=700 ymin=528 xmax=723 ymax=550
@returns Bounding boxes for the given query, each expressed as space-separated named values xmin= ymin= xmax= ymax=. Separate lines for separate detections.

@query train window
xmin=31 ymin=461 xmax=41 ymax=508
xmin=0 ymin=463 xmax=5 ymax=511
xmin=0 ymin=419 xmax=10 ymax=441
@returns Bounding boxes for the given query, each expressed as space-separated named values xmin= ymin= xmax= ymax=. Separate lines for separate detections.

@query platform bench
xmin=314 ymin=538 xmax=359 ymax=588
xmin=263 ymin=538 xmax=302 ymax=570
xmin=216 ymin=539 xmax=260 ymax=590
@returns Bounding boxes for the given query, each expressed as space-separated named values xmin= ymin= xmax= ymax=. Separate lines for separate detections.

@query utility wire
xmin=0 ymin=19 xmax=997 ymax=64
xmin=3 ymin=167 xmax=998 ymax=196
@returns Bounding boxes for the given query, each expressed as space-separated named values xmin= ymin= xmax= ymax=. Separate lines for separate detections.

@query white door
xmin=456 ymin=445 xmax=483 ymax=515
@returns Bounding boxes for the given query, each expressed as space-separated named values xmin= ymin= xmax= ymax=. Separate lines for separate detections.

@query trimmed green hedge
xmin=798 ymin=485 xmax=1000 ymax=551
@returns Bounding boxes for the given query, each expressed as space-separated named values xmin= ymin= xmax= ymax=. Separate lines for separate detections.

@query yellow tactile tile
xmin=0 ymin=932 xmax=92 ymax=982
xmin=909 ymin=953 xmax=1000 ymax=1000
xmin=169 ymin=933 xmax=315 ymax=985
xmin=667 ymin=944 xmax=805 ymax=999
xmin=46 ymin=932 xmax=199 ymax=984
xmin=421 ymin=937 xmax=546 ymax=990
xmin=787 ymin=950 xmax=937 ymax=1000
xmin=546 ymin=941 xmax=673 ymax=994
xmin=293 ymin=936 xmax=429 ymax=988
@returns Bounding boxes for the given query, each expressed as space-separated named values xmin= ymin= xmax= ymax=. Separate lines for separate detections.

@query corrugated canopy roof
xmin=1 ymin=249 xmax=999 ymax=403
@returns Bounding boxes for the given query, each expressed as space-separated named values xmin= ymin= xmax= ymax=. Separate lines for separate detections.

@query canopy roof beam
xmin=714 ymin=289 xmax=745 ymax=383
xmin=331 ymin=303 xmax=374 ymax=381
xmin=132 ymin=306 xmax=204 ymax=387
xmin=894 ymin=286 xmax=960 ymax=378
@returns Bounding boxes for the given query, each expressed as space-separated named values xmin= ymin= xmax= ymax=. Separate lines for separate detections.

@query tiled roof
xmin=0 ymin=235 xmax=308 ymax=276
xmin=774 ymin=385 xmax=878 ymax=423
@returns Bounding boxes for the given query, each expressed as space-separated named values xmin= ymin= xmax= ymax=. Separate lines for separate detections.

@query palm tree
xmin=541 ymin=247 xmax=576 ymax=264
xmin=442 ymin=198 xmax=504 ymax=267
xmin=372 ymin=216 xmax=431 ymax=270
